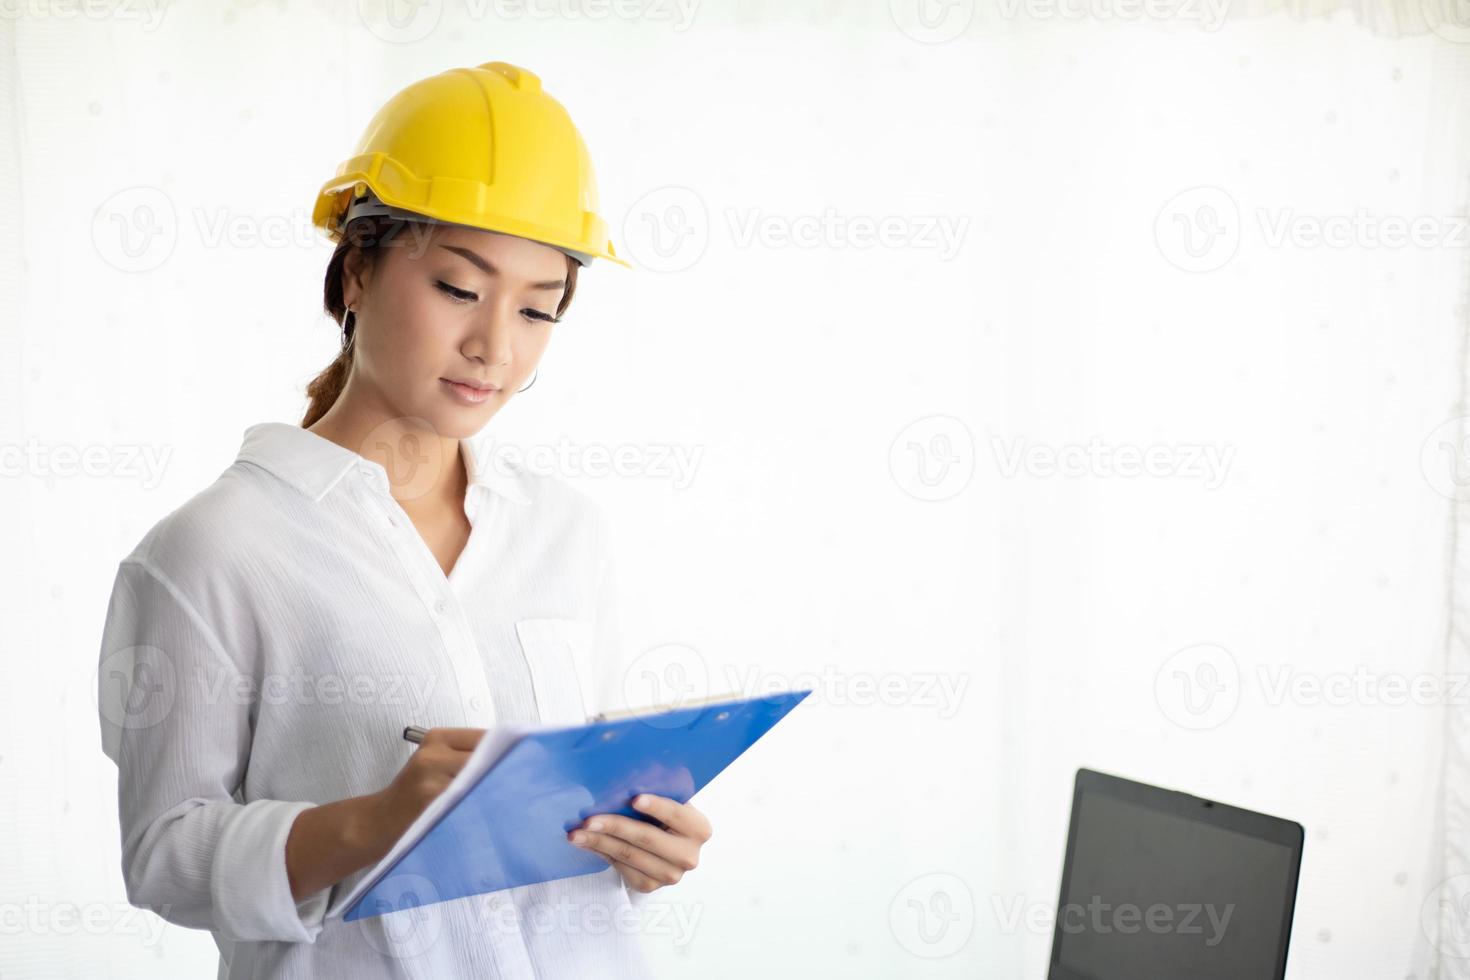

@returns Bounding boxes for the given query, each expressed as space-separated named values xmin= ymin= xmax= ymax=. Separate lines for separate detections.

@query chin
xmin=425 ymin=402 xmax=501 ymax=440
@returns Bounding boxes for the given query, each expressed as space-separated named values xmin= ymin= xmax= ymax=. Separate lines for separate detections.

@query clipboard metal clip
xmin=588 ymin=690 xmax=746 ymax=724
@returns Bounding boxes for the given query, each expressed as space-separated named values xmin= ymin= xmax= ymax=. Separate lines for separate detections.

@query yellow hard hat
xmin=312 ymin=61 xmax=628 ymax=268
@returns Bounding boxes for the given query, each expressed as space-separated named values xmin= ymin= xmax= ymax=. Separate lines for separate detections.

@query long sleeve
xmin=96 ymin=558 xmax=333 ymax=943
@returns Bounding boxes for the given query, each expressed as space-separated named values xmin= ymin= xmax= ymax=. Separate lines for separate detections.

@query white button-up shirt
xmin=96 ymin=421 xmax=655 ymax=979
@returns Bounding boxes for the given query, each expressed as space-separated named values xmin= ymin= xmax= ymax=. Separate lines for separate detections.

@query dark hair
xmin=301 ymin=215 xmax=582 ymax=428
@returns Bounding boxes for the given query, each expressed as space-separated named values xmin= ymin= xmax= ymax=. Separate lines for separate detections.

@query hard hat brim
xmin=314 ymin=169 xmax=631 ymax=270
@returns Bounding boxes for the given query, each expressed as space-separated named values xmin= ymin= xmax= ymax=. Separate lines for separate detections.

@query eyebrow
xmin=437 ymin=244 xmax=567 ymax=291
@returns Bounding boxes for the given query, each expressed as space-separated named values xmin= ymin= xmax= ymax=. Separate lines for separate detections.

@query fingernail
xmin=634 ymin=795 xmax=650 ymax=808
xmin=571 ymin=832 xmax=588 ymax=845
xmin=589 ymin=819 xmax=605 ymax=831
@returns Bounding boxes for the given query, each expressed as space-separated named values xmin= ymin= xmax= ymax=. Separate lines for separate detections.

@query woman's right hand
xmin=286 ymin=727 xmax=488 ymax=902
xmin=365 ymin=727 xmax=486 ymax=856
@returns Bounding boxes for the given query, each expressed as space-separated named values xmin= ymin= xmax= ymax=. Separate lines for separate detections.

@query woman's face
xmin=341 ymin=222 xmax=570 ymax=439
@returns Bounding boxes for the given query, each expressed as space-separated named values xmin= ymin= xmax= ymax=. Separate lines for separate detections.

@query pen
xmin=402 ymin=725 xmax=429 ymax=744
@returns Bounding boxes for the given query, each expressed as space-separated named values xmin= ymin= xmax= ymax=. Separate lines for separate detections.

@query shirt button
xmin=470 ymin=695 xmax=484 ymax=710
xmin=434 ymin=599 xmax=447 ymax=615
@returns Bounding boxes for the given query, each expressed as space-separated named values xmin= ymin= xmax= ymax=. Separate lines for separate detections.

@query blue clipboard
xmin=340 ymin=689 xmax=812 ymax=922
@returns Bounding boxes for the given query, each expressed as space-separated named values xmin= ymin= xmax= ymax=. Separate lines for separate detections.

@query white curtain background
xmin=3 ymin=2 xmax=1470 ymax=978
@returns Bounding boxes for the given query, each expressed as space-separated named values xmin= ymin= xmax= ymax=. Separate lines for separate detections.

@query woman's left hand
xmin=568 ymin=794 xmax=712 ymax=894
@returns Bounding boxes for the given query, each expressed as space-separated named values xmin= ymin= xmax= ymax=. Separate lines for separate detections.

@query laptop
xmin=1048 ymin=769 xmax=1305 ymax=980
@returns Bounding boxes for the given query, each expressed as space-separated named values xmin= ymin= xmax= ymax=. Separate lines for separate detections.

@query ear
xmin=342 ymin=246 xmax=374 ymax=309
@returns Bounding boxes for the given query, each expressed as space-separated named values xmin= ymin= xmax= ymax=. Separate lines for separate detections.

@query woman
xmin=96 ymin=61 xmax=709 ymax=978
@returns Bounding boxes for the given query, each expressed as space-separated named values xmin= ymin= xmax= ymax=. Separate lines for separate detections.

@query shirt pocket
xmin=513 ymin=617 xmax=594 ymax=725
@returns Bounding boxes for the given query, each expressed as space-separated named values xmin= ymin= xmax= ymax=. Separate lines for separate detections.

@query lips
xmin=441 ymin=377 xmax=500 ymax=392
xmin=440 ymin=377 xmax=499 ymax=406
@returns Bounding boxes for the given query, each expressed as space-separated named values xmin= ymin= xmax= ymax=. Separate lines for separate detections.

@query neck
xmin=307 ymin=403 xmax=468 ymax=509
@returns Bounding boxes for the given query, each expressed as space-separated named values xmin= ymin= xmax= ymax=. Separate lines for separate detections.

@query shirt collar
xmin=236 ymin=422 xmax=532 ymax=506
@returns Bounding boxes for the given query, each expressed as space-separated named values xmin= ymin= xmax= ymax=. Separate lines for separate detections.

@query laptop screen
xmin=1050 ymin=771 xmax=1303 ymax=980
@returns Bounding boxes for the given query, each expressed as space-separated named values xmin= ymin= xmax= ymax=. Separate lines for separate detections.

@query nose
xmin=461 ymin=297 xmax=516 ymax=368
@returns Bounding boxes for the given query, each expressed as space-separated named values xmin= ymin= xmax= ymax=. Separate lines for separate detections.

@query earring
xmin=517 ymin=369 xmax=538 ymax=393
xmin=341 ymin=307 xmax=357 ymax=353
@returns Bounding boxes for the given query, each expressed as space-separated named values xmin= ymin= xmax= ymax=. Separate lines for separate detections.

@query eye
xmin=436 ymin=280 xmax=557 ymax=324
xmin=435 ymin=280 xmax=476 ymax=304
